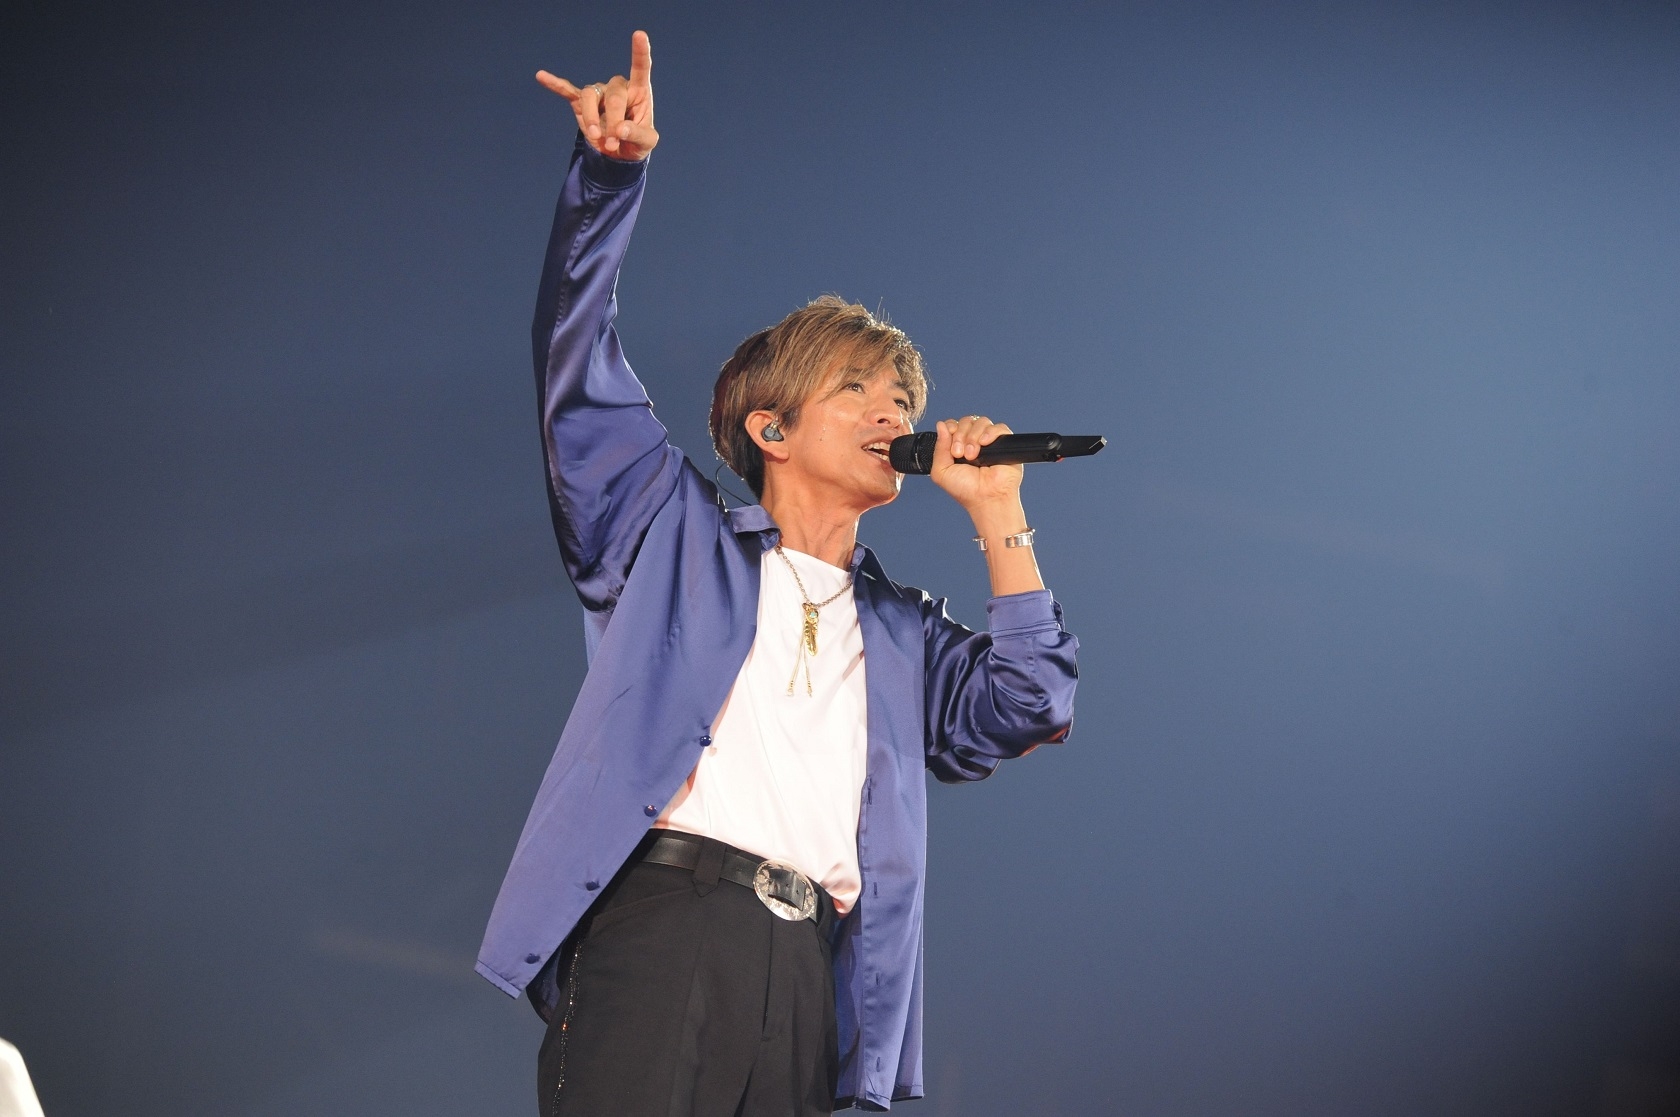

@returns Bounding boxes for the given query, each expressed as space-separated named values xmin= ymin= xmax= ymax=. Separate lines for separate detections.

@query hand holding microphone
xmin=911 ymin=416 xmax=1104 ymax=524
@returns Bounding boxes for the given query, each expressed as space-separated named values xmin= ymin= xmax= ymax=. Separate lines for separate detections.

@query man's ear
xmin=746 ymin=409 xmax=792 ymax=464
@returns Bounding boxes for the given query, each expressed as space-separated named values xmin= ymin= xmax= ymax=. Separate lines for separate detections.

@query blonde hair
xmin=710 ymin=296 xmax=927 ymax=496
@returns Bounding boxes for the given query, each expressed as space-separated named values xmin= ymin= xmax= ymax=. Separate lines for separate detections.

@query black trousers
xmin=537 ymin=836 xmax=840 ymax=1117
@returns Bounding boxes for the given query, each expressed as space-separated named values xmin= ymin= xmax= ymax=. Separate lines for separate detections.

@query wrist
xmin=966 ymin=497 xmax=1029 ymax=540
xmin=577 ymin=141 xmax=649 ymax=188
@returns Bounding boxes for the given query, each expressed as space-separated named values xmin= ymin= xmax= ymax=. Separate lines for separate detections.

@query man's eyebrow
xmin=833 ymin=365 xmax=906 ymax=383
xmin=830 ymin=366 xmax=910 ymax=398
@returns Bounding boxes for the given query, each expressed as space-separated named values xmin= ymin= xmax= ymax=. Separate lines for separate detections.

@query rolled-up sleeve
xmin=922 ymin=588 xmax=1079 ymax=784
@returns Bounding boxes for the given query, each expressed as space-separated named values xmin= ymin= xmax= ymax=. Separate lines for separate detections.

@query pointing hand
xmin=536 ymin=30 xmax=658 ymax=162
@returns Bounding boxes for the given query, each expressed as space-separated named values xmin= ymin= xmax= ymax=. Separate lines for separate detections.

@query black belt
xmin=641 ymin=830 xmax=828 ymax=924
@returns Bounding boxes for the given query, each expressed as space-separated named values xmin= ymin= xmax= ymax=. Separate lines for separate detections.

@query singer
xmin=477 ymin=31 xmax=1080 ymax=1116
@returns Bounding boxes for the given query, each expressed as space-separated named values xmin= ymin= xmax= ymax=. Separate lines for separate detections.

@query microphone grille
xmin=888 ymin=433 xmax=936 ymax=475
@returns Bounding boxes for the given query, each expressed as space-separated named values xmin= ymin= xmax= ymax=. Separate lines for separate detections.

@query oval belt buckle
xmin=752 ymin=859 xmax=818 ymax=922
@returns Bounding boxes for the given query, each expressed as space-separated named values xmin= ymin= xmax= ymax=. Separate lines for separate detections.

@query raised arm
xmin=916 ymin=410 xmax=1076 ymax=779
xmin=531 ymin=32 xmax=676 ymax=613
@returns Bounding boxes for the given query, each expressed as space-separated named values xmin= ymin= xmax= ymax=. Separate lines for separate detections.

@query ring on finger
xmin=591 ymin=84 xmax=607 ymax=97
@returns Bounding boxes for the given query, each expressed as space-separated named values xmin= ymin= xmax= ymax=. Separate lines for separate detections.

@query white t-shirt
xmin=656 ymin=544 xmax=868 ymax=914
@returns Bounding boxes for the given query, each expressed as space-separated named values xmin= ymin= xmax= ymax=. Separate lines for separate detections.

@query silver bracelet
xmin=973 ymin=528 xmax=1034 ymax=552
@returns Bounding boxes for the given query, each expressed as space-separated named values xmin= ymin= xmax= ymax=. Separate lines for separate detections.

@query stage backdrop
xmin=4 ymin=2 xmax=1678 ymax=1114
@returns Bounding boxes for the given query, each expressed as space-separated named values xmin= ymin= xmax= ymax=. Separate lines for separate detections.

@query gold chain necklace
xmin=773 ymin=543 xmax=853 ymax=696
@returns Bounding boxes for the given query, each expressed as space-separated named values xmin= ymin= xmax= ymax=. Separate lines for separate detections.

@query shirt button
xmin=643 ymin=804 xmax=658 ymax=817
xmin=584 ymin=880 xmax=599 ymax=891
xmin=525 ymin=953 xmax=541 ymax=964
xmin=699 ymin=734 xmax=712 ymax=745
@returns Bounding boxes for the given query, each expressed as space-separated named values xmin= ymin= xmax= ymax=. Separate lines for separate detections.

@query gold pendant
xmin=802 ymin=604 xmax=820 ymax=656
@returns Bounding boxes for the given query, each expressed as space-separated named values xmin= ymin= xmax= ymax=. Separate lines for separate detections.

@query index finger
xmin=628 ymin=29 xmax=652 ymax=91
xmin=536 ymin=70 xmax=582 ymax=101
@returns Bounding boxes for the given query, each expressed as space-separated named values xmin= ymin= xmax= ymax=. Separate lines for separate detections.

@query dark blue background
xmin=4 ymin=2 xmax=1679 ymax=1114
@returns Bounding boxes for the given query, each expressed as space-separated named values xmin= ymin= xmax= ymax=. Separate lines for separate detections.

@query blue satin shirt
xmin=476 ymin=138 xmax=1080 ymax=1110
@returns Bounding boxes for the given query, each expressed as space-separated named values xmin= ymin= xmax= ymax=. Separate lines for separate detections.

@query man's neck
xmin=760 ymin=485 xmax=861 ymax=570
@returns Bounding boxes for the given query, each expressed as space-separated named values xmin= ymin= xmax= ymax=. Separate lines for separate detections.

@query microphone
xmin=888 ymin=432 xmax=1106 ymax=475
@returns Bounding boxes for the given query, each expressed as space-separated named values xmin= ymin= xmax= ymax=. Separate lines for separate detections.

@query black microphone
xmin=887 ymin=432 xmax=1106 ymax=475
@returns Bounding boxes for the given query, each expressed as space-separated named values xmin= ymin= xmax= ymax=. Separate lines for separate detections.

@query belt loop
xmin=693 ymin=837 xmax=724 ymax=896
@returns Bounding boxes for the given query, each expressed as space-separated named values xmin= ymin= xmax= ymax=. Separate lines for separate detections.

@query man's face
xmin=779 ymin=359 xmax=913 ymax=511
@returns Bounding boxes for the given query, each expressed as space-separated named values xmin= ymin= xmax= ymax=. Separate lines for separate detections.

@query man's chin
xmin=833 ymin=464 xmax=902 ymax=512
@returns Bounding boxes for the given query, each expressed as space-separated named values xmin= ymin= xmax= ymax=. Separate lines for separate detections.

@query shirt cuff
xmin=572 ymin=133 xmax=648 ymax=191
xmin=985 ymin=589 xmax=1063 ymax=636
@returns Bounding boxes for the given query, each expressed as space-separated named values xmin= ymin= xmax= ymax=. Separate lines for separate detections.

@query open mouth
xmin=862 ymin=440 xmax=892 ymax=462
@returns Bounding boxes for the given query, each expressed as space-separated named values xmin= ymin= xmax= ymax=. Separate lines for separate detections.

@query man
xmin=477 ymin=30 xmax=1079 ymax=1116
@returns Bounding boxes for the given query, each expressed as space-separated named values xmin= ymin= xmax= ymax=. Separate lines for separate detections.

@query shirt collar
xmin=726 ymin=503 xmax=884 ymax=582
xmin=726 ymin=504 xmax=776 ymax=535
